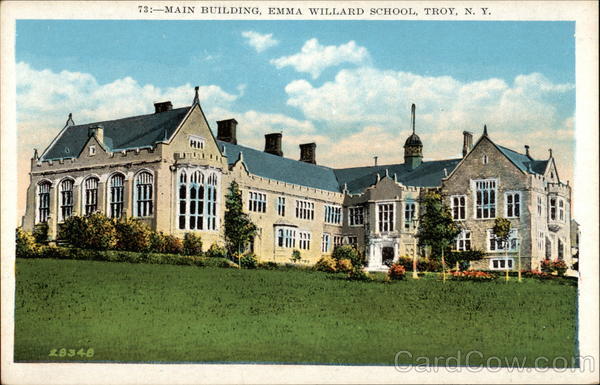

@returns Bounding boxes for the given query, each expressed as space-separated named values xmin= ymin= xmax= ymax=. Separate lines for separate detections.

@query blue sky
xmin=15 ymin=20 xmax=575 ymax=213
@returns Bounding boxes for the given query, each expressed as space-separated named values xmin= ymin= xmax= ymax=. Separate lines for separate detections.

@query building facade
xmin=22 ymin=87 xmax=574 ymax=271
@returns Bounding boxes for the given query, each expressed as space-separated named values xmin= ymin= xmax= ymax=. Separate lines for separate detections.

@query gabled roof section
xmin=41 ymin=107 xmax=191 ymax=160
xmin=497 ymin=145 xmax=548 ymax=174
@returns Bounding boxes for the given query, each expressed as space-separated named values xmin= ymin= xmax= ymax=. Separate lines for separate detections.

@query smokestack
xmin=462 ymin=131 xmax=473 ymax=157
xmin=217 ymin=119 xmax=238 ymax=144
xmin=264 ymin=133 xmax=283 ymax=156
xmin=88 ymin=124 xmax=104 ymax=144
xmin=154 ymin=101 xmax=173 ymax=113
xmin=299 ymin=142 xmax=316 ymax=164
xmin=374 ymin=156 xmax=378 ymax=166
xmin=524 ymin=145 xmax=531 ymax=158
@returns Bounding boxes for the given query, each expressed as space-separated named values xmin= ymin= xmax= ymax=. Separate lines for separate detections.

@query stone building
xmin=22 ymin=87 xmax=574 ymax=271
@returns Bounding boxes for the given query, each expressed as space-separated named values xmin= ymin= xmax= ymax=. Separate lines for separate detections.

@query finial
xmin=373 ymin=156 xmax=378 ymax=167
xmin=343 ymin=182 xmax=348 ymax=193
xmin=394 ymin=173 xmax=398 ymax=183
xmin=376 ymin=173 xmax=381 ymax=182
xmin=238 ymin=151 xmax=244 ymax=163
xmin=385 ymin=169 xmax=389 ymax=178
xmin=221 ymin=145 xmax=227 ymax=156
xmin=411 ymin=103 xmax=416 ymax=134
xmin=33 ymin=148 xmax=38 ymax=160
xmin=163 ymin=129 xmax=168 ymax=141
xmin=548 ymin=148 xmax=553 ymax=158
xmin=65 ymin=112 xmax=74 ymax=127
xmin=193 ymin=86 xmax=200 ymax=105
xmin=443 ymin=168 xmax=448 ymax=177
xmin=525 ymin=145 xmax=531 ymax=158
xmin=483 ymin=124 xmax=488 ymax=136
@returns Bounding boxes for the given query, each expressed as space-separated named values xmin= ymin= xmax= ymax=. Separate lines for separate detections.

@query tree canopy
xmin=224 ymin=181 xmax=257 ymax=256
xmin=416 ymin=191 xmax=461 ymax=259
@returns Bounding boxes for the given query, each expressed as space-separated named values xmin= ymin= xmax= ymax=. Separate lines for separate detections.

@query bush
xmin=540 ymin=259 xmax=568 ymax=276
xmin=387 ymin=263 xmax=406 ymax=280
xmin=336 ymin=258 xmax=353 ymax=273
xmin=290 ymin=249 xmax=302 ymax=263
xmin=16 ymin=227 xmax=41 ymax=258
xmin=451 ymin=270 xmax=496 ymax=282
xmin=149 ymin=232 xmax=184 ymax=255
xmin=395 ymin=256 xmax=414 ymax=270
xmin=86 ymin=213 xmax=118 ymax=250
xmin=33 ymin=223 xmax=49 ymax=243
xmin=205 ymin=243 xmax=228 ymax=259
xmin=183 ymin=233 xmax=203 ymax=256
xmin=347 ymin=266 xmax=371 ymax=281
xmin=115 ymin=217 xmax=152 ymax=252
xmin=332 ymin=245 xmax=363 ymax=268
xmin=58 ymin=216 xmax=88 ymax=248
xmin=258 ymin=261 xmax=279 ymax=270
xmin=314 ymin=256 xmax=337 ymax=273
xmin=522 ymin=270 xmax=556 ymax=280
xmin=240 ymin=253 xmax=258 ymax=269
xmin=419 ymin=258 xmax=442 ymax=272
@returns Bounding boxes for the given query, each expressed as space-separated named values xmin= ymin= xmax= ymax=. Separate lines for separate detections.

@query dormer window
xmin=89 ymin=145 xmax=96 ymax=156
xmin=189 ymin=135 xmax=205 ymax=150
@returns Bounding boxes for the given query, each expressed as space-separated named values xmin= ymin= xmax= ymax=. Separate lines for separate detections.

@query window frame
xmin=324 ymin=204 xmax=342 ymax=225
xmin=377 ymin=202 xmax=395 ymax=233
xmin=487 ymin=229 xmax=519 ymax=252
xmin=450 ymin=195 xmax=466 ymax=220
xmin=404 ymin=201 xmax=417 ymax=230
xmin=58 ymin=178 xmax=74 ymax=222
xmin=504 ymin=191 xmax=521 ymax=218
xmin=489 ymin=257 xmax=514 ymax=270
xmin=248 ymin=191 xmax=267 ymax=213
xmin=82 ymin=176 xmax=99 ymax=216
xmin=473 ymin=179 xmax=497 ymax=219
xmin=321 ymin=233 xmax=331 ymax=253
xmin=37 ymin=180 xmax=52 ymax=224
xmin=455 ymin=229 xmax=471 ymax=251
xmin=348 ymin=206 xmax=364 ymax=226
xmin=107 ymin=173 xmax=125 ymax=219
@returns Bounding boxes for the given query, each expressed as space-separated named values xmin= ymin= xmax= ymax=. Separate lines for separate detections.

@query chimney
xmin=217 ymin=119 xmax=238 ymax=144
xmin=462 ymin=131 xmax=473 ymax=157
xmin=88 ymin=124 xmax=104 ymax=144
xmin=525 ymin=145 xmax=531 ymax=158
xmin=374 ymin=156 xmax=378 ymax=166
xmin=299 ymin=142 xmax=316 ymax=164
xmin=264 ymin=133 xmax=283 ymax=156
xmin=154 ymin=101 xmax=173 ymax=113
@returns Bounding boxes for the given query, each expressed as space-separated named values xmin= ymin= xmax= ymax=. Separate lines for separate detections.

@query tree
xmin=416 ymin=191 xmax=461 ymax=282
xmin=224 ymin=181 xmax=257 ymax=264
xmin=492 ymin=217 xmax=512 ymax=282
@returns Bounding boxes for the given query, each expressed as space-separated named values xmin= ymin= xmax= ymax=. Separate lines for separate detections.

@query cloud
xmin=241 ymin=31 xmax=278 ymax=53
xmin=271 ymin=38 xmax=370 ymax=79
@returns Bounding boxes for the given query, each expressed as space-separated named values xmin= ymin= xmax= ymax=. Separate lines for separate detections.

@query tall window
xmin=558 ymin=239 xmax=564 ymax=260
xmin=549 ymin=197 xmax=557 ymax=220
xmin=321 ymin=233 xmax=331 ymax=253
xmin=206 ymin=173 xmax=218 ymax=230
xmin=59 ymin=179 xmax=73 ymax=221
xmin=505 ymin=192 xmax=521 ymax=218
xmin=487 ymin=229 xmax=518 ymax=252
xmin=37 ymin=181 xmax=51 ymax=223
xmin=537 ymin=196 xmax=543 ymax=217
xmin=377 ymin=203 xmax=394 ymax=232
xmin=455 ymin=230 xmax=471 ymax=251
xmin=404 ymin=202 xmax=416 ymax=230
xmin=333 ymin=235 xmax=343 ymax=248
xmin=134 ymin=172 xmax=153 ymax=217
xmin=451 ymin=195 xmax=466 ymax=220
xmin=537 ymin=230 xmax=545 ymax=252
xmin=108 ymin=174 xmax=124 ymax=219
xmin=277 ymin=196 xmax=286 ymax=216
xmin=295 ymin=199 xmax=314 ymax=220
xmin=349 ymin=206 xmax=364 ymax=226
xmin=248 ymin=191 xmax=266 ymax=213
xmin=276 ymin=227 xmax=296 ymax=248
xmin=178 ymin=171 xmax=187 ymax=230
xmin=558 ymin=199 xmax=565 ymax=222
xmin=324 ymin=205 xmax=342 ymax=225
xmin=189 ymin=171 xmax=204 ymax=230
xmin=83 ymin=177 xmax=99 ymax=215
xmin=475 ymin=179 xmax=496 ymax=219
xmin=298 ymin=231 xmax=311 ymax=250
xmin=347 ymin=236 xmax=358 ymax=248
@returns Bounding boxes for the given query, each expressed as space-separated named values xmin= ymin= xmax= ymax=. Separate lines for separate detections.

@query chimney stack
xmin=299 ymin=142 xmax=316 ymax=164
xmin=154 ymin=101 xmax=173 ymax=113
xmin=88 ymin=124 xmax=104 ymax=144
xmin=462 ymin=131 xmax=473 ymax=157
xmin=264 ymin=133 xmax=283 ymax=156
xmin=217 ymin=119 xmax=238 ymax=144
xmin=525 ymin=145 xmax=531 ymax=158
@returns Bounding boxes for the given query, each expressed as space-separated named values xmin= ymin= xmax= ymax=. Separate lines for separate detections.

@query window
xmin=276 ymin=227 xmax=296 ymax=248
xmin=108 ymin=174 xmax=124 ymax=219
xmin=89 ymin=145 xmax=96 ymax=156
xmin=248 ymin=191 xmax=266 ymax=213
xmin=37 ymin=181 xmax=51 ymax=223
xmin=177 ymin=169 xmax=220 ymax=231
xmin=549 ymin=197 xmax=557 ymax=220
xmin=451 ymin=195 xmax=466 ymax=220
xmin=347 ymin=236 xmax=358 ymax=248
xmin=558 ymin=199 xmax=565 ymax=222
xmin=456 ymin=230 xmax=471 ymax=251
xmin=558 ymin=239 xmax=564 ymax=260
xmin=178 ymin=171 xmax=187 ymax=230
xmin=404 ymin=201 xmax=416 ymax=230
xmin=538 ymin=230 xmax=545 ymax=252
xmin=482 ymin=155 xmax=488 ymax=164
xmin=490 ymin=258 xmax=514 ymax=270
xmin=349 ymin=206 xmax=364 ymax=226
xmin=377 ymin=203 xmax=394 ymax=232
xmin=295 ymin=199 xmax=314 ymax=220
xmin=298 ymin=231 xmax=311 ymax=250
xmin=135 ymin=171 xmax=153 ymax=217
xmin=189 ymin=135 xmax=205 ymax=150
xmin=321 ymin=233 xmax=331 ymax=253
xmin=333 ymin=235 xmax=343 ymax=248
xmin=505 ymin=192 xmax=521 ymax=218
xmin=83 ymin=177 xmax=99 ymax=215
xmin=487 ymin=229 xmax=518 ymax=252
xmin=277 ymin=196 xmax=285 ymax=216
xmin=537 ymin=196 xmax=543 ymax=217
xmin=59 ymin=179 xmax=74 ymax=221
xmin=189 ymin=171 xmax=204 ymax=230
xmin=324 ymin=205 xmax=342 ymax=225
xmin=475 ymin=179 xmax=496 ymax=219
xmin=206 ymin=173 xmax=218 ymax=230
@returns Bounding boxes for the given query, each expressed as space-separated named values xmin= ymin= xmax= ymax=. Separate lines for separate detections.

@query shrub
xmin=522 ymin=270 xmax=556 ymax=280
xmin=258 ymin=261 xmax=279 ymax=270
xmin=332 ymin=245 xmax=363 ymax=268
xmin=290 ymin=249 xmax=302 ymax=263
xmin=240 ymin=253 xmax=258 ymax=269
xmin=540 ymin=259 xmax=568 ymax=276
xmin=336 ymin=258 xmax=353 ymax=273
xmin=86 ymin=213 xmax=118 ymax=250
xmin=419 ymin=258 xmax=442 ymax=272
xmin=115 ymin=217 xmax=152 ymax=252
xmin=33 ymin=223 xmax=49 ymax=243
xmin=395 ymin=256 xmax=414 ymax=270
xmin=540 ymin=259 xmax=553 ymax=274
xmin=16 ymin=227 xmax=41 ymax=258
xmin=387 ymin=263 xmax=406 ymax=280
xmin=58 ymin=216 xmax=88 ymax=248
xmin=314 ymin=256 xmax=337 ymax=273
xmin=151 ymin=232 xmax=184 ymax=255
xmin=183 ymin=233 xmax=203 ymax=256
xmin=205 ymin=243 xmax=228 ymax=259
xmin=451 ymin=270 xmax=496 ymax=282
xmin=347 ymin=266 xmax=371 ymax=281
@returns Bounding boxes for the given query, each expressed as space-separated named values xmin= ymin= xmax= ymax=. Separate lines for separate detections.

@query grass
xmin=15 ymin=258 xmax=578 ymax=366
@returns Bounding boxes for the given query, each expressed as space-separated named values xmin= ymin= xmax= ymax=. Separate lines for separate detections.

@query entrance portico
xmin=367 ymin=236 xmax=400 ymax=271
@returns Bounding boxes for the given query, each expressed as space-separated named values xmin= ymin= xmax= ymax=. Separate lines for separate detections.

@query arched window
xmin=189 ymin=171 xmax=204 ymax=230
xmin=178 ymin=171 xmax=187 ymax=230
xmin=109 ymin=174 xmax=125 ymax=219
xmin=59 ymin=179 xmax=74 ymax=221
xmin=37 ymin=181 xmax=51 ymax=223
xmin=206 ymin=173 xmax=218 ymax=230
xmin=83 ymin=177 xmax=99 ymax=215
xmin=135 ymin=171 xmax=153 ymax=217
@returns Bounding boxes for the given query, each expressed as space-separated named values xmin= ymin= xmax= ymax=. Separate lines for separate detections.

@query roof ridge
xmin=70 ymin=106 xmax=191 ymax=128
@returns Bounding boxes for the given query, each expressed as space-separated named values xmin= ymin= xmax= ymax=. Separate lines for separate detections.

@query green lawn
xmin=15 ymin=258 xmax=578 ymax=366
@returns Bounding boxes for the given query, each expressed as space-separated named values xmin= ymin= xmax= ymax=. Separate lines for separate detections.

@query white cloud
xmin=271 ymin=38 xmax=370 ymax=79
xmin=241 ymin=31 xmax=278 ymax=53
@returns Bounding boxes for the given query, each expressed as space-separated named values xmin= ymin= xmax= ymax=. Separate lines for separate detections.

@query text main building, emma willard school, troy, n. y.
xmin=22 ymin=87 xmax=576 ymax=271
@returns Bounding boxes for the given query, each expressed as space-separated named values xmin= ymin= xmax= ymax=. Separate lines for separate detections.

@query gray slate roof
xmin=497 ymin=145 xmax=548 ymax=174
xmin=41 ymin=107 xmax=190 ymax=160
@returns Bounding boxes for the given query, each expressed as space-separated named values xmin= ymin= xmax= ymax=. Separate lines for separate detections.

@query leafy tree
xmin=493 ymin=217 xmax=512 ymax=282
xmin=416 ymin=191 xmax=461 ymax=282
xmin=224 ymin=181 xmax=257 ymax=261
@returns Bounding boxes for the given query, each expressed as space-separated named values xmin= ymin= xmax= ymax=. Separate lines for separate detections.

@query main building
xmin=22 ymin=87 xmax=575 ymax=271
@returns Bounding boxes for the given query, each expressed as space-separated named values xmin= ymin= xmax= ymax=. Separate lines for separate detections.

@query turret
xmin=403 ymin=103 xmax=423 ymax=169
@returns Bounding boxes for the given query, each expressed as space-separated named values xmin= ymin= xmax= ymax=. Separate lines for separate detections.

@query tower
xmin=403 ymin=103 xmax=423 ymax=169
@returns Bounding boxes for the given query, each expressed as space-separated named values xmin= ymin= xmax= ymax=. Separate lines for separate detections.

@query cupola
xmin=403 ymin=103 xmax=423 ymax=169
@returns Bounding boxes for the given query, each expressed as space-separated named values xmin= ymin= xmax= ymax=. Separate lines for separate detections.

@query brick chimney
xmin=88 ymin=124 xmax=104 ymax=144
xmin=299 ymin=142 xmax=316 ymax=164
xmin=264 ymin=133 xmax=283 ymax=156
xmin=462 ymin=131 xmax=473 ymax=157
xmin=217 ymin=119 xmax=238 ymax=144
xmin=154 ymin=101 xmax=173 ymax=113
